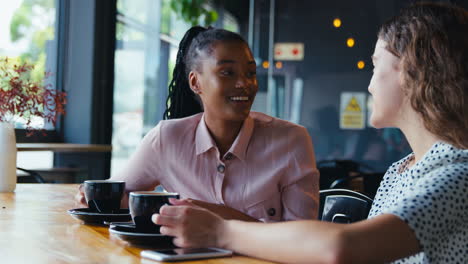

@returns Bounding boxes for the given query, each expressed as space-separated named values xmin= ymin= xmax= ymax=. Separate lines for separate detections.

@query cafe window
xmin=111 ymin=0 xmax=239 ymax=177
xmin=2 ymin=0 xmax=61 ymax=170
xmin=0 ymin=0 xmax=59 ymax=133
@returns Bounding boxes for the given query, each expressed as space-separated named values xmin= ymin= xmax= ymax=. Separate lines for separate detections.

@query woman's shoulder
xmin=146 ymin=113 xmax=202 ymax=143
xmin=410 ymin=142 xmax=468 ymax=186
xmin=250 ymin=111 xmax=306 ymax=132
xmin=418 ymin=141 xmax=468 ymax=170
xmin=157 ymin=113 xmax=203 ymax=132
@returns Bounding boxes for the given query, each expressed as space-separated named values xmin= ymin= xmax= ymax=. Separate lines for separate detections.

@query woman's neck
xmin=204 ymin=115 xmax=244 ymax=158
xmin=398 ymin=109 xmax=439 ymax=165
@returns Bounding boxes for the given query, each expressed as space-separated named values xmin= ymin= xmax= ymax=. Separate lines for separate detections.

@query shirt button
xmin=224 ymin=153 xmax=233 ymax=160
xmin=267 ymin=208 xmax=276 ymax=216
xmin=217 ymin=164 xmax=225 ymax=173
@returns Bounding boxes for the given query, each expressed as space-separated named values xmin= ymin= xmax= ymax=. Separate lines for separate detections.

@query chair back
xmin=16 ymin=167 xmax=46 ymax=183
xmin=319 ymin=189 xmax=373 ymax=223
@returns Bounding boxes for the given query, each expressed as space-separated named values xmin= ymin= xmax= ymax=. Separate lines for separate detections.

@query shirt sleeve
xmin=110 ymin=122 xmax=162 ymax=192
xmin=281 ymin=126 xmax=320 ymax=220
xmin=383 ymin=164 xmax=468 ymax=261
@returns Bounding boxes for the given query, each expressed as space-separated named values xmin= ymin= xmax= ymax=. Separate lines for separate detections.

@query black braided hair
xmin=163 ymin=26 xmax=247 ymax=120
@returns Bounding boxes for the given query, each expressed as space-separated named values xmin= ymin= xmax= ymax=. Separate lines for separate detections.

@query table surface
xmin=17 ymin=143 xmax=112 ymax=152
xmin=0 ymin=184 xmax=273 ymax=264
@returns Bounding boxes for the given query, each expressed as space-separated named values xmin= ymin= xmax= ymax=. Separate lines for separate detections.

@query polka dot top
xmin=368 ymin=141 xmax=468 ymax=264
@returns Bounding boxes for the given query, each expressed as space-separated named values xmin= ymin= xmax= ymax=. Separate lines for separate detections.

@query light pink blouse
xmin=113 ymin=112 xmax=319 ymax=221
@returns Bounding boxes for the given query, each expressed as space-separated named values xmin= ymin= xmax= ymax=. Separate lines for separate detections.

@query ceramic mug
xmin=129 ymin=191 xmax=179 ymax=233
xmin=83 ymin=180 xmax=125 ymax=213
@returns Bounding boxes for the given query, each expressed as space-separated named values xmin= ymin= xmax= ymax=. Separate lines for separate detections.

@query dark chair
xmin=16 ymin=167 xmax=46 ymax=183
xmin=319 ymin=189 xmax=373 ymax=223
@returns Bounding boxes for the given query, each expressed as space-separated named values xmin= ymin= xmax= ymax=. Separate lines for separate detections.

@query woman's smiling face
xmin=189 ymin=40 xmax=258 ymax=122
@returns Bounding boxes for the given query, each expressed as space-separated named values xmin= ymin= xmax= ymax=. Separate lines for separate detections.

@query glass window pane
xmin=0 ymin=0 xmax=57 ymax=130
xmin=112 ymin=24 xmax=146 ymax=176
xmin=160 ymin=0 xmax=172 ymax=34
xmin=117 ymin=0 xmax=151 ymax=25
xmin=223 ymin=12 xmax=239 ymax=33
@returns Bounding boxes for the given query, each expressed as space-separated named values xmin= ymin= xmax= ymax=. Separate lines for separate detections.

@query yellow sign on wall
xmin=344 ymin=97 xmax=362 ymax=112
xmin=340 ymin=92 xmax=366 ymax=129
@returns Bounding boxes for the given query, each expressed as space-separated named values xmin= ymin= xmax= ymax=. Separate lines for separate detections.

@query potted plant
xmin=0 ymin=57 xmax=66 ymax=192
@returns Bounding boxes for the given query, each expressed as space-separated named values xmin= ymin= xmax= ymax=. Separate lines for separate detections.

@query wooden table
xmin=0 ymin=184 xmax=273 ymax=264
xmin=17 ymin=143 xmax=112 ymax=152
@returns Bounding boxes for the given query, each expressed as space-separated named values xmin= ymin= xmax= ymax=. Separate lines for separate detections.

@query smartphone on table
xmin=141 ymin=247 xmax=233 ymax=262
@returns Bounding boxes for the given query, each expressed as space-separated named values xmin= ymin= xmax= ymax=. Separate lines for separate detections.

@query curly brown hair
xmin=378 ymin=2 xmax=468 ymax=149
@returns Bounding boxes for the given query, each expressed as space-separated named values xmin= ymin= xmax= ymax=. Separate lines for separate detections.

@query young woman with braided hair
xmin=153 ymin=3 xmax=468 ymax=263
xmin=76 ymin=26 xmax=319 ymax=222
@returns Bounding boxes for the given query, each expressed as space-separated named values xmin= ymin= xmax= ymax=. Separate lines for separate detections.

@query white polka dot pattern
xmin=368 ymin=142 xmax=468 ymax=264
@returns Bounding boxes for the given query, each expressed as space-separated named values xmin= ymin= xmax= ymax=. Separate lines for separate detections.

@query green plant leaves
xmin=169 ymin=0 xmax=219 ymax=27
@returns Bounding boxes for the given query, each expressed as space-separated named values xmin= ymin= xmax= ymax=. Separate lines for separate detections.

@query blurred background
xmin=4 ymin=0 xmax=467 ymax=193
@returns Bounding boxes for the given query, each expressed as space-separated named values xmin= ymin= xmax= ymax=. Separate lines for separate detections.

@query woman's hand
xmin=74 ymin=184 xmax=87 ymax=208
xmin=152 ymin=199 xmax=227 ymax=248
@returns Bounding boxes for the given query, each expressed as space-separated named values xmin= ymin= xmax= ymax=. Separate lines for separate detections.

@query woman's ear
xmin=188 ymin=71 xmax=201 ymax=95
